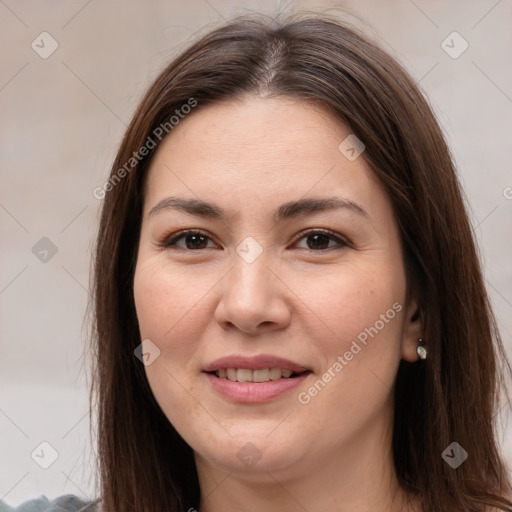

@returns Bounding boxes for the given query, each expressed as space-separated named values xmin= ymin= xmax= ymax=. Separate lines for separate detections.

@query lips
xmin=203 ymin=354 xmax=309 ymax=374
xmin=203 ymin=354 xmax=312 ymax=402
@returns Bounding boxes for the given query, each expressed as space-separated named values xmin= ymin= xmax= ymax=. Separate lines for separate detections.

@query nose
xmin=214 ymin=253 xmax=292 ymax=335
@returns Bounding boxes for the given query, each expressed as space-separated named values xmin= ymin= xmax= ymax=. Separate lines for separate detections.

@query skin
xmin=133 ymin=95 xmax=423 ymax=512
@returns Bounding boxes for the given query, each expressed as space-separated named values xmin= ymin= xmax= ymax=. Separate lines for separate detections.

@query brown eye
xmin=293 ymin=229 xmax=349 ymax=251
xmin=163 ymin=230 xmax=217 ymax=250
xmin=162 ymin=228 xmax=348 ymax=252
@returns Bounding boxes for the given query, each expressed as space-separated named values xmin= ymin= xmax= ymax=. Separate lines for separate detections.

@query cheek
xmin=133 ymin=259 xmax=220 ymax=441
xmin=133 ymin=258 xmax=213 ymax=356
xmin=296 ymin=267 xmax=405 ymax=427
xmin=307 ymin=261 xmax=405 ymax=347
xmin=300 ymin=263 xmax=406 ymax=402
xmin=132 ymin=255 xmax=229 ymax=381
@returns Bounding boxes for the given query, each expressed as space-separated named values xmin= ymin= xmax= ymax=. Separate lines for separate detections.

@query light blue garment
xmin=0 ymin=495 xmax=98 ymax=512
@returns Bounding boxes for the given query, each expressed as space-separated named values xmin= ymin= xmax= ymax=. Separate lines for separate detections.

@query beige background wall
xmin=1 ymin=0 xmax=511 ymax=505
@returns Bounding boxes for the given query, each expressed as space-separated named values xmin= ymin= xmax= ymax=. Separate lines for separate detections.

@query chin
xmin=192 ymin=428 xmax=306 ymax=476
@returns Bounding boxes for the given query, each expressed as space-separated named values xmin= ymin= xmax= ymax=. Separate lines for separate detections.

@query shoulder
xmin=0 ymin=494 xmax=100 ymax=512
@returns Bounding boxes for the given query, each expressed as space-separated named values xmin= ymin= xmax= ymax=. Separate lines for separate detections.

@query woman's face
xmin=133 ymin=96 xmax=421 ymax=481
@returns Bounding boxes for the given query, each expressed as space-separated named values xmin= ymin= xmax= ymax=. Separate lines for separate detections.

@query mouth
xmin=202 ymin=355 xmax=312 ymax=402
xmin=208 ymin=367 xmax=309 ymax=382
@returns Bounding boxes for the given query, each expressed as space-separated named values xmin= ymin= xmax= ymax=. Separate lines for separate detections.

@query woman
xmin=93 ymin=12 xmax=512 ymax=512
xmin=6 ymin=11 xmax=510 ymax=512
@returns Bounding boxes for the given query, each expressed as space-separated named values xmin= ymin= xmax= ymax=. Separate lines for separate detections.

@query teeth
xmin=216 ymin=367 xmax=299 ymax=382
xmin=237 ymin=369 xmax=252 ymax=382
xmin=269 ymin=368 xmax=282 ymax=380
xmin=253 ymin=369 xmax=269 ymax=382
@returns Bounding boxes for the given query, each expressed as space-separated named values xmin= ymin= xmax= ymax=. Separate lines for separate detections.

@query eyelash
xmin=160 ymin=228 xmax=350 ymax=252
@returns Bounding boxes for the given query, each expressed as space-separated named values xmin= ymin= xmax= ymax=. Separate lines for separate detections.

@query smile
xmin=204 ymin=368 xmax=311 ymax=402
xmin=213 ymin=367 xmax=303 ymax=382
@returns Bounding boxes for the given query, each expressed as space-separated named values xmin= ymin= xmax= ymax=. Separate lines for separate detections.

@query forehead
xmin=143 ymin=95 xmax=383 ymax=216
xmin=152 ymin=95 xmax=353 ymax=165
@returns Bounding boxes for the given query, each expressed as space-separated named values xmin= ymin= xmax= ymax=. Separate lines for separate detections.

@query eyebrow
xmin=148 ymin=196 xmax=368 ymax=222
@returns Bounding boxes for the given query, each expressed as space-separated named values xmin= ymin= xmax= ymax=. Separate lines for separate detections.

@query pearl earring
xmin=417 ymin=338 xmax=427 ymax=360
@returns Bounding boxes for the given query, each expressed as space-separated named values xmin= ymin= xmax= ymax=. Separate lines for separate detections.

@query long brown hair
xmin=89 ymin=12 xmax=512 ymax=512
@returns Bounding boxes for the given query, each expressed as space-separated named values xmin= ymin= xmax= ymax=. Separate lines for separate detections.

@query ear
xmin=401 ymin=296 xmax=423 ymax=362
